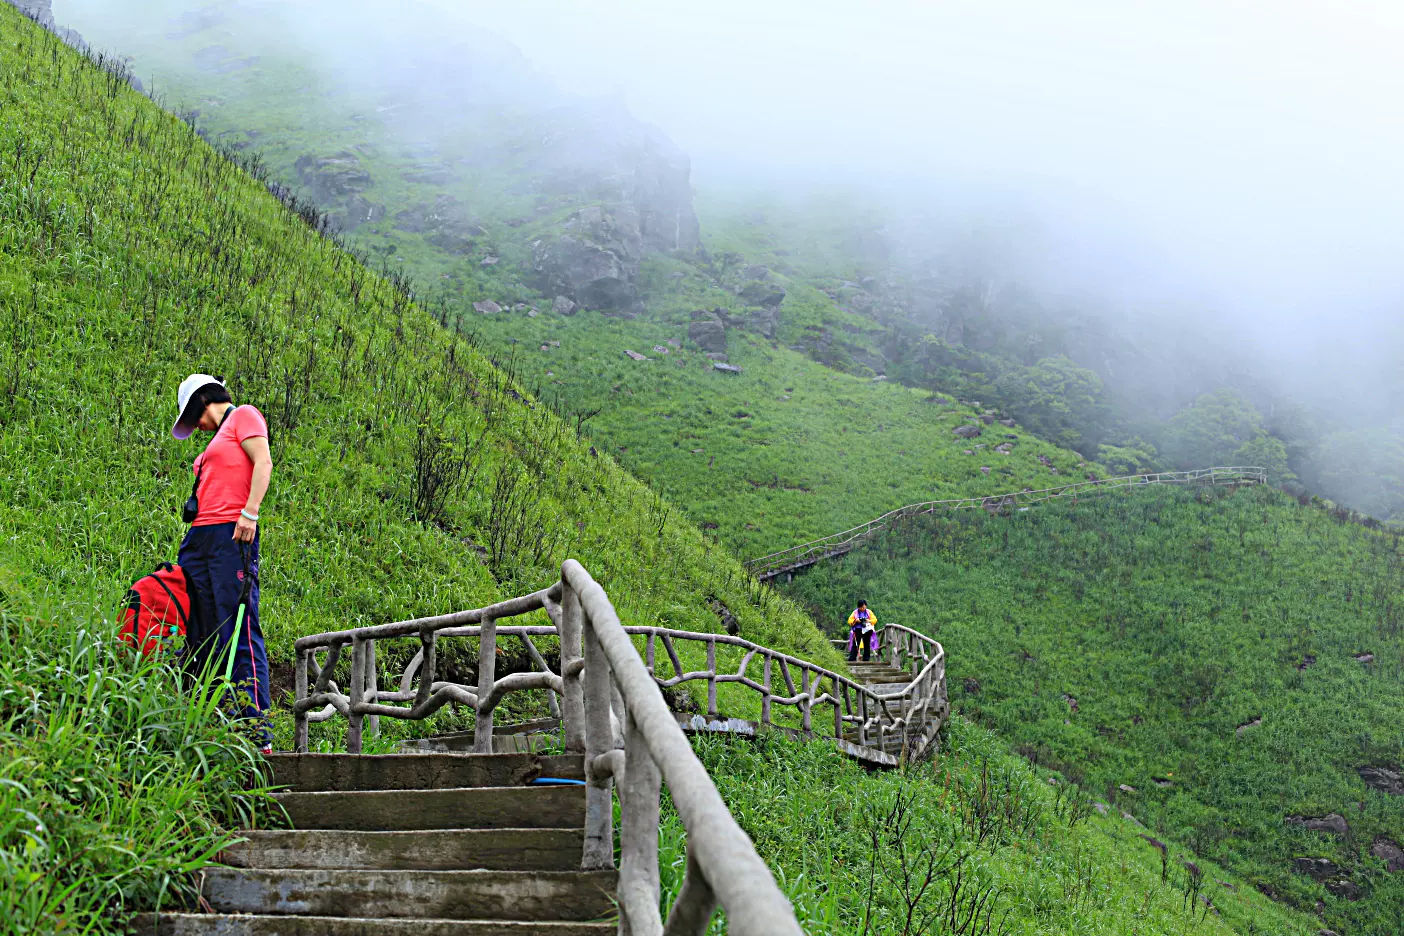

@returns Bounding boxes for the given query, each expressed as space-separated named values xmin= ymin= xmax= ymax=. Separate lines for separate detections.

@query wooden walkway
xmin=746 ymin=466 xmax=1267 ymax=581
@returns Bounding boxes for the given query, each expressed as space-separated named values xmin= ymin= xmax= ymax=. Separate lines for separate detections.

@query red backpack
xmin=120 ymin=563 xmax=193 ymax=657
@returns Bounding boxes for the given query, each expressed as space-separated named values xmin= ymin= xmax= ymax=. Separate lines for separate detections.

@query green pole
xmin=223 ymin=603 xmax=245 ymax=684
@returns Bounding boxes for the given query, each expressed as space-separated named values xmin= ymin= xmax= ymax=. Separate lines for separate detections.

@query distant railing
xmin=292 ymin=561 xmax=805 ymax=936
xmin=626 ymin=622 xmax=947 ymax=764
xmin=745 ymin=466 xmax=1268 ymax=580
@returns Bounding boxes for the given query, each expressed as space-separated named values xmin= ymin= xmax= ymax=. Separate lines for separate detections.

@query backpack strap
xmin=143 ymin=571 xmax=189 ymax=633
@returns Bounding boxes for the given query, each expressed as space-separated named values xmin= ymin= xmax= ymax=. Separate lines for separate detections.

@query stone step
xmin=202 ymin=868 xmax=617 ymax=922
xmin=268 ymin=753 xmax=584 ymax=792
xmin=275 ymin=786 xmax=585 ymax=832
xmin=132 ymin=915 xmax=613 ymax=936
xmin=224 ymin=828 xmax=584 ymax=871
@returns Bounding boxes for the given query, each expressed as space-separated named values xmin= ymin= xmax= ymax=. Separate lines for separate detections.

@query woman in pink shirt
xmin=172 ymin=374 xmax=274 ymax=752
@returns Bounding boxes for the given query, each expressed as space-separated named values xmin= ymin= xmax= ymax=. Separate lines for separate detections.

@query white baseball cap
xmin=172 ymin=373 xmax=224 ymax=439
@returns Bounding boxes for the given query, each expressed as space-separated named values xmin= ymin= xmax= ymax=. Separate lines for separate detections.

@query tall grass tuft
xmin=0 ymin=571 xmax=276 ymax=933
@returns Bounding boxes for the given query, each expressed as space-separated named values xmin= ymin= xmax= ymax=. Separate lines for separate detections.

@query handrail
xmin=564 ymin=560 xmax=804 ymax=935
xmin=291 ymin=561 xmax=805 ymax=935
xmin=620 ymin=624 xmax=947 ymax=763
xmin=745 ymin=466 xmax=1267 ymax=579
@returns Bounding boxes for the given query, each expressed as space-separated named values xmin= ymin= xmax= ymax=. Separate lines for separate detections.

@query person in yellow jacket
xmin=846 ymin=600 xmax=879 ymax=662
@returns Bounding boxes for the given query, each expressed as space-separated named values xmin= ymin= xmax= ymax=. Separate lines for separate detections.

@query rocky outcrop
xmin=687 ymin=311 xmax=727 ymax=354
xmin=1359 ymin=765 xmax=1404 ymax=796
xmin=1292 ymin=857 xmax=1342 ymax=880
xmin=738 ymin=280 xmax=786 ymax=309
xmin=532 ymin=206 xmax=643 ymax=313
xmin=392 ymin=194 xmax=480 ymax=253
xmin=1286 ymin=814 xmax=1349 ymax=836
xmin=1371 ymin=839 xmax=1404 ymax=871
xmin=8 ymin=0 xmax=51 ymax=26
xmin=6 ymin=0 xmax=87 ymax=50
xmin=295 ymin=152 xmax=373 ymax=198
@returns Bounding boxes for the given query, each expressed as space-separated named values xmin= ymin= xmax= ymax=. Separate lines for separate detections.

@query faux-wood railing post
xmin=857 ymin=691 xmax=868 ymax=748
xmin=705 ymin=639 xmax=718 ymax=718
xmin=560 ymin=575 xmax=586 ymax=754
xmin=364 ymin=638 xmax=380 ymax=738
xmin=761 ymin=655 xmax=772 ymax=725
xmin=294 ymin=648 xmax=309 ymax=752
xmin=347 ymin=637 xmax=365 ymax=754
xmin=619 ymin=708 xmax=663 ymax=936
xmin=800 ymin=667 xmax=812 ymax=734
xmin=473 ymin=616 xmax=497 ymax=754
xmin=581 ymin=618 xmax=615 ymax=870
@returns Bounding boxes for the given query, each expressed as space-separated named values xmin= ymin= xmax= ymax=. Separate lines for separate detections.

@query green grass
xmin=0 ymin=564 xmax=276 ymax=932
xmin=662 ymin=725 xmax=1318 ymax=935
xmin=782 ymin=484 xmax=1404 ymax=934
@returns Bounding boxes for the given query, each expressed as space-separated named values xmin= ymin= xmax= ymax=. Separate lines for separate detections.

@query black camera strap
xmin=183 ymin=405 xmax=237 ymax=521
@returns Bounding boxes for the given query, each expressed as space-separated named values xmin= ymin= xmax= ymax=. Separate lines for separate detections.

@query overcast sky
xmin=450 ymin=1 xmax=1404 ymax=333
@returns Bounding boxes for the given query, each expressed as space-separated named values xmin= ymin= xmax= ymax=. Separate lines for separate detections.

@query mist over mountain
xmin=47 ymin=0 xmax=1404 ymax=522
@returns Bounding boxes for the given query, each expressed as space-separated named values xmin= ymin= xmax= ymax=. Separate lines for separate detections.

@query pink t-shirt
xmin=192 ymin=406 xmax=268 ymax=526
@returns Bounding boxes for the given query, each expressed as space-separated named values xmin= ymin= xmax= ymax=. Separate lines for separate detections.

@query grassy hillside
xmin=684 ymin=724 xmax=1318 ymax=936
xmin=0 ymin=10 xmax=1338 ymax=935
xmin=783 ymin=484 xmax=1404 ymax=934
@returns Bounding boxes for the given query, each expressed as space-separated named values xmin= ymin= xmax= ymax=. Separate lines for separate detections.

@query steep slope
xmin=783 ymin=484 xmax=1404 ymax=934
xmin=0 ymin=5 xmax=829 ymax=661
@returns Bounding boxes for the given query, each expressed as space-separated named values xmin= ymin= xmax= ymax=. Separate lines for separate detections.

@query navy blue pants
xmin=180 ymin=523 xmax=270 ymax=743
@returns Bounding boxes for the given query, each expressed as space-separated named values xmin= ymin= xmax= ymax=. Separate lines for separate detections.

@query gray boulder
xmin=393 ymin=195 xmax=482 ymax=254
xmin=532 ymin=206 xmax=642 ymax=311
xmin=337 ymin=195 xmax=385 ymax=234
xmin=688 ymin=312 xmax=727 ymax=354
xmin=953 ymin=425 xmax=983 ymax=439
xmin=1360 ymin=765 xmax=1404 ymax=795
xmin=552 ymin=295 xmax=577 ymax=316
xmin=295 ymin=152 xmax=372 ymax=201
xmin=1286 ymin=814 xmax=1349 ymax=836
xmin=1371 ymin=839 xmax=1404 ymax=871
xmin=739 ymin=280 xmax=786 ymax=308
xmin=1292 ymin=857 xmax=1342 ymax=880
xmin=712 ymin=362 xmax=743 ymax=375
xmin=748 ymin=305 xmax=780 ymax=340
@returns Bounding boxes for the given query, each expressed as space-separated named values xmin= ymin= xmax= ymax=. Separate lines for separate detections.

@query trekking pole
xmin=223 ymin=546 xmax=255 ymax=684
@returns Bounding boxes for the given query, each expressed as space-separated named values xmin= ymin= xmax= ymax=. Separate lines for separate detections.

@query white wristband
xmin=240 ymin=509 xmax=259 ymax=522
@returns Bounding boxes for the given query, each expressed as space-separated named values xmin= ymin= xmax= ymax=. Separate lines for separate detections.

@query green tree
xmin=1160 ymin=388 xmax=1263 ymax=468
xmin=1096 ymin=437 xmax=1161 ymax=476
xmin=1309 ymin=426 xmax=1404 ymax=522
xmin=994 ymin=356 xmax=1110 ymax=451
xmin=1231 ymin=431 xmax=1296 ymax=487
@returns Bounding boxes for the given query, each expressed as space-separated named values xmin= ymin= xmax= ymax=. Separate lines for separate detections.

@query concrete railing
xmin=292 ymin=560 xmax=804 ymax=936
xmin=745 ymin=466 xmax=1268 ymax=580
xmin=627 ymin=624 xmax=946 ymax=765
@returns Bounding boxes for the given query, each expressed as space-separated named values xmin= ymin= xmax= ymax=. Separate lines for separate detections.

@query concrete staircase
xmin=830 ymin=639 xmax=913 ymax=693
xmin=830 ymin=639 xmax=918 ymax=754
xmin=133 ymin=752 xmax=617 ymax=935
